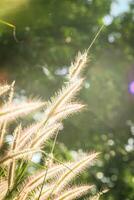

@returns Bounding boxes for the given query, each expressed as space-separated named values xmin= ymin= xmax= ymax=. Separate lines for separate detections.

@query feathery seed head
xmin=54 ymin=185 xmax=93 ymax=200
xmin=0 ymin=84 xmax=10 ymax=96
xmin=50 ymin=152 xmax=98 ymax=195
xmin=0 ymin=101 xmax=45 ymax=123
xmin=68 ymin=50 xmax=88 ymax=81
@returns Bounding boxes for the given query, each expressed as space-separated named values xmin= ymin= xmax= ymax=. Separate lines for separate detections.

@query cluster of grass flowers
xmin=0 ymin=50 xmax=107 ymax=200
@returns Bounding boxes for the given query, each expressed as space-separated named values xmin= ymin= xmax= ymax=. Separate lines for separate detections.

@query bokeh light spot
xmin=128 ymin=81 xmax=134 ymax=95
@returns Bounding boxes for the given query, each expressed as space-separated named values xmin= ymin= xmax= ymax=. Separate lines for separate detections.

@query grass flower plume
xmin=0 ymin=50 xmax=105 ymax=200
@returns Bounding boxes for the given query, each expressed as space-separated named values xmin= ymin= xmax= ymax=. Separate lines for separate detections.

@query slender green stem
xmin=87 ymin=24 xmax=104 ymax=52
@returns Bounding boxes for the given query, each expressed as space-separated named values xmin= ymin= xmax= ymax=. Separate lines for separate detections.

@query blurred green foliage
xmin=0 ymin=0 xmax=134 ymax=199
